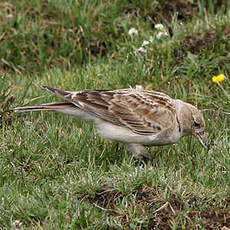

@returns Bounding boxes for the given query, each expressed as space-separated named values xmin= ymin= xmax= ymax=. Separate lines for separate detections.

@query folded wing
xmin=42 ymin=86 xmax=176 ymax=136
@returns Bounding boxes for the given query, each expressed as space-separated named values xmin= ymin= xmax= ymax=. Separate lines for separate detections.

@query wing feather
xmin=68 ymin=89 xmax=176 ymax=135
xmin=42 ymin=86 xmax=176 ymax=135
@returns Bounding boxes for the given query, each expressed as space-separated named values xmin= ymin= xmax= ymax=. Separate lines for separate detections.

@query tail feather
xmin=42 ymin=86 xmax=71 ymax=99
xmin=14 ymin=86 xmax=77 ymax=113
xmin=14 ymin=102 xmax=75 ymax=113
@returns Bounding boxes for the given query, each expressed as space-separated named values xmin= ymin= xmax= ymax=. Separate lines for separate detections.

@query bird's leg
xmin=124 ymin=143 xmax=153 ymax=161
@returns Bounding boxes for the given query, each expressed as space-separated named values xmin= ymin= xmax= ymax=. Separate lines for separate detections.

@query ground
xmin=0 ymin=0 xmax=230 ymax=229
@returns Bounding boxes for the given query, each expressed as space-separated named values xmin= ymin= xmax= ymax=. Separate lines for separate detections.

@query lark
xmin=14 ymin=86 xmax=209 ymax=160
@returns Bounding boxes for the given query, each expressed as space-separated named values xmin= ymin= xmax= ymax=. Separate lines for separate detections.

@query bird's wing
xmin=42 ymin=86 xmax=176 ymax=135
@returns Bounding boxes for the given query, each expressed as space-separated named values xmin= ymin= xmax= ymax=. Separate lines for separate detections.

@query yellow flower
xmin=212 ymin=74 xmax=225 ymax=83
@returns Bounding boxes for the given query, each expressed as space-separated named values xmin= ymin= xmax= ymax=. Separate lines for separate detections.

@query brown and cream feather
xmin=14 ymin=86 xmax=209 ymax=160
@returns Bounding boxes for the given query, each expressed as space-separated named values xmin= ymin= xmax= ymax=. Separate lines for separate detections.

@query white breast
xmin=95 ymin=120 xmax=161 ymax=145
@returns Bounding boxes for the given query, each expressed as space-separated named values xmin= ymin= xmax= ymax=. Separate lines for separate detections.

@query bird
xmin=14 ymin=86 xmax=209 ymax=160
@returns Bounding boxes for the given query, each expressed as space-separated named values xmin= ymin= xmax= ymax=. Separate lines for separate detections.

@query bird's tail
xmin=14 ymin=85 xmax=75 ymax=113
xmin=14 ymin=102 xmax=75 ymax=113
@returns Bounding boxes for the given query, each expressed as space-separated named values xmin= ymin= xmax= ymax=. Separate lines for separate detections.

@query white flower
xmin=12 ymin=220 xmax=22 ymax=228
xmin=149 ymin=36 xmax=154 ymax=42
xmin=135 ymin=85 xmax=143 ymax=90
xmin=128 ymin=28 xmax=138 ymax=36
xmin=137 ymin=47 xmax=147 ymax=53
xmin=154 ymin=24 xmax=164 ymax=30
xmin=142 ymin=40 xmax=150 ymax=46
xmin=156 ymin=31 xmax=169 ymax=39
xmin=148 ymin=166 xmax=154 ymax=172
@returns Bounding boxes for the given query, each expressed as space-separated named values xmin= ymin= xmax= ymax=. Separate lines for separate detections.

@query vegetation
xmin=0 ymin=0 xmax=229 ymax=229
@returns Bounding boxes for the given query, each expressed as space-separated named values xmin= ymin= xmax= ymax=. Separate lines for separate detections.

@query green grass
xmin=0 ymin=0 xmax=230 ymax=229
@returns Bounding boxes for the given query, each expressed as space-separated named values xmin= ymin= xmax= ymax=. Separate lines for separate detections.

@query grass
xmin=0 ymin=0 xmax=230 ymax=229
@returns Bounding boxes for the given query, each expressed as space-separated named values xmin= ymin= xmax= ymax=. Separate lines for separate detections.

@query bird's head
xmin=175 ymin=100 xmax=209 ymax=149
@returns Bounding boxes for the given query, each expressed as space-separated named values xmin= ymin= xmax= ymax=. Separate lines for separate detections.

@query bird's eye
xmin=194 ymin=121 xmax=200 ymax=129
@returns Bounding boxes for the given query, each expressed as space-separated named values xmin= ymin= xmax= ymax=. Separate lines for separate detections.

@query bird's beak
xmin=192 ymin=131 xmax=209 ymax=150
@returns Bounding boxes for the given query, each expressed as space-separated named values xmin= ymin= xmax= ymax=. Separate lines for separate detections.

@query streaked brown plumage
xmin=14 ymin=86 xmax=209 ymax=160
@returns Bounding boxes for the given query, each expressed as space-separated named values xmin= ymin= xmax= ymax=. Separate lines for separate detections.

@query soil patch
xmin=174 ymin=26 xmax=230 ymax=61
xmin=152 ymin=0 xmax=197 ymax=23
xmin=84 ymin=185 xmax=230 ymax=229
